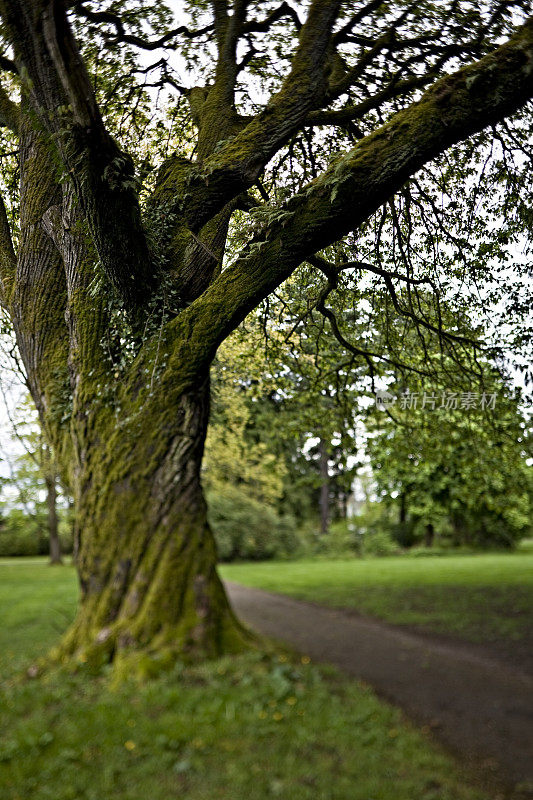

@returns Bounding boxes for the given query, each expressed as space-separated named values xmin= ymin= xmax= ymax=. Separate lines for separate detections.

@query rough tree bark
xmin=58 ymin=377 xmax=248 ymax=670
xmin=0 ymin=1 xmax=531 ymax=671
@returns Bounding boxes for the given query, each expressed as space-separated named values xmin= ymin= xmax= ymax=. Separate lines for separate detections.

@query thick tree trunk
xmin=45 ymin=472 xmax=62 ymax=565
xmin=57 ymin=379 xmax=249 ymax=673
xmin=9 ymin=108 xmax=248 ymax=674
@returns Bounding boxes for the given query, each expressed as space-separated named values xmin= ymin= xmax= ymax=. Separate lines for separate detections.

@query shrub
xmin=0 ymin=509 xmax=47 ymax=557
xmin=0 ymin=508 xmax=74 ymax=557
xmin=361 ymin=530 xmax=398 ymax=557
xmin=291 ymin=519 xmax=396 ymax=559
xmin=207 ymin=486 xmax=299 ymax=561
xmin=315 ymin=519 xmax=361 ymax=557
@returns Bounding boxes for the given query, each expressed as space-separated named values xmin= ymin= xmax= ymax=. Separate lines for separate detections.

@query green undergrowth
xmin=0 ymin=559 xmax=506 ymax=799
xmin=220 ymin=550 xmax=533 ymax=646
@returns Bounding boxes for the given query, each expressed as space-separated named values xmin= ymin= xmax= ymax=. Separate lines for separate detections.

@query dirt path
xmin=225 ymin=582 xmax=533 ymax=792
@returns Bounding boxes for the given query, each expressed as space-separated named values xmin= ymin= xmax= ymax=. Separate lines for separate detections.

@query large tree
xmin=0 ymin=0 xmax=532 ymax=669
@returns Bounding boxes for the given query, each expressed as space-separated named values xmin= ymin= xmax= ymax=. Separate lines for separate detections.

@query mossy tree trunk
xmin=60 ymin=379 xmax=247 ymax=667
xmin=0 ymin=1 xmax=532 ymax=668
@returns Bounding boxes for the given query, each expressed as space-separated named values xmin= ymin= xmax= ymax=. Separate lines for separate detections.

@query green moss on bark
xmin=54 ymin=369 xmax=252 ymax=674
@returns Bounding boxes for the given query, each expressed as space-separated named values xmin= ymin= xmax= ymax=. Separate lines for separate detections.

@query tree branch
xmin=74 ymin=2 xmax=214 ymax=50
xmin=332 ymin=0 xmax=386 ymax=44
xmin=306 ymin=74 xmax=434 ymax=128
xmin=1 ymin=0 xmax=156 ymax=316
xmin=41 ymin=187 xmax=110 ymax=386
xmin=315 ymin=283 xmax=431 ymax=380
xmin=242 ymin=2 xmax=301 ymax=34
xmin=309 ymin=253 xmax=475 ymax=350
xmin=164 ymin=16 xmax=533 ymax=377
xmin=10 ymin=116 xmax=71 ymax=459
xmin=157 ymin=0 xmax=341 ymax=233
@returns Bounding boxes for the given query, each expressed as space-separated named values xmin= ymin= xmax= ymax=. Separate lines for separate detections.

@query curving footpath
xmin=225 ymin=581 xmax=533 ymax=793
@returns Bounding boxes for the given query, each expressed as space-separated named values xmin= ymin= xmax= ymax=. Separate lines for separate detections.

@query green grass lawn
xmin=0 ymin=558 xmax=503 ymax=800
xmin=220 ymin=549 xmax=533 ymax=649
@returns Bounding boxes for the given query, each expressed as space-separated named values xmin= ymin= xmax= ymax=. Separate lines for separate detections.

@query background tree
xmin=362 ymin=292 xmax=533 ymax=550
xmin=366 ymin=377 xmax=532 ymax=549
xmin=0 ymin=395 xmax=70 ymax=560
xmin=202 ymin=336 xmax=302 ymax=561
xmin=208 ymin=301 xmax=362 ymax=534
xmin=204 ymin=337 xmax=287 ymax=507
xmin=0 ymin=0 xmax=532 ymax=669
xmin=211 ymin=272 xmax=532 ymax=553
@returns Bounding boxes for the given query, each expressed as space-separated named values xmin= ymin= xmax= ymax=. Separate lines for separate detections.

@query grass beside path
xmin=0 ymin=558 xmax=499 ymax=800
xmin=220 ymin=550 xmax=533 ymax=648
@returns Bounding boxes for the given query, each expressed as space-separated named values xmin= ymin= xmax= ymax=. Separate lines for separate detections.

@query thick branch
xmin=1 ymin=0 xmax=156 ymax=315
xmin=42 ymin=188 xmax=110 ymax=390
xmin=191 ymin=0 xmax=250 ymax=158
xmin=166 ymin=17 xmax=533 ymax=375
xmin=10 ymin=116 xmax=71 ymax=460
xmin=153 ymin=0 xmax=341 ymax=232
